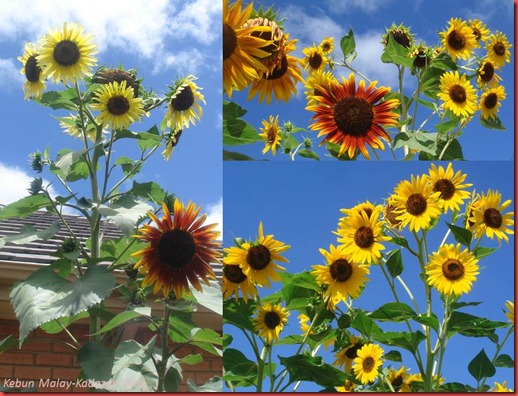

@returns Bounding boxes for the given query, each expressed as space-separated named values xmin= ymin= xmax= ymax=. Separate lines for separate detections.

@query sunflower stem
xmin=156 ymin=304 xmax=171 ymax=392
xmin=397 ymin=66 xmax=408 ymax=158
xmin=256 ymin=346 xmax=267 ymax=392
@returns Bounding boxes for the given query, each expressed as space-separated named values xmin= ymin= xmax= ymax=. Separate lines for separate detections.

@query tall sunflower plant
xmin=223 ymin=163 xmax=514 ymax=392
xmin=223 ymin=1 xmax=511 ymax=161
xmin=1 ymin=22 xmax=222 ymax=392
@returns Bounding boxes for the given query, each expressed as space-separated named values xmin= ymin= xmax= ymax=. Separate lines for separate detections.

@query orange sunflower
xmin=132 ymin=201 xmax=221 ymax=298
xmin=307 ymin=73 xmax=399 ymax=159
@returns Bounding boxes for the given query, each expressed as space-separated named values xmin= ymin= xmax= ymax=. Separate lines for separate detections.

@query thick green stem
xmin=256 ymin=346 xmax=267 ymax=392
xmin=156 ymin=305 xmax=171 ymax=392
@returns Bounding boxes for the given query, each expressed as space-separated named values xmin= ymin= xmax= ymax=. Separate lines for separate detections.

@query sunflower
xmin=477 ymin=58 xmax=502 ymax=87
xmin=383 ymin=23 xmax=414 ymax=49
xmin=18 ymin=42 xmax=46 ymax=99
xmin=224 ymin=222 xmax=289 ymax=287
xmin=307 ymin=73 xmax=399 ymax=159
xmin=409 ymin=44 xmax=433 ymax=69
xmin=247 ymin=36 xmax=303 ymax=104
xmin=504 ymin=300 xmax=514 ymax=324
xmin=253 ymin=302 xmax=289 ymax=343
xmin=319 ymin=37 xmax=335 ymax=54
xmin=336 ymin=205 xmax=389 ymax=265
xmin=485 ymin=32 xmax=512 ymax=67
xmin=303 ymin=44 xmax=327 ymax=75
xmin=491 ymin=381 xmax=513 ymax=392
xmin=334 ymin=334 xmax=365 ymax=372
xmin=384 ymin=200 xmax=402 ymax=229
xmin=387 ymin=366 xmax=411 ymax=392
xmin=427 ymin=163 xmax=471 ymax=213
xmin=311 ymin=245 xmax=369 ymax=308
xmin=439 ymin=18 xmax=477 ymax=61
xmin=91 ymin=80 xmax=145 ymax=130
xmin=304 ymin=69 xmax=338 ymax=107
xmin=437 ymin=71 xmax=478 ymax=118
xmin=298 ymin=313 xmax=334 ymax=350
xmin=480 ymin=85 xmax=506 ymax=120
xmin=58 ymin=115 xmax=98 ymax=141
xmin=470 ymin=189 xmax=514 ymax=243
xmin=222 ymin=263 xmax=258 ymax=302
xmin=162 ymin=130 xmax=183 ymax=161
xmin=468 ymin=19 xmax=490 ymax=46
xmin=223 ymin=0 xmax=272 ymax=97
xmin=132 ymin=201 xmax=221 ymax=298
xmin=353 ymin=343 xmax=384 ymax=385
xmin=389 ymin=174 xmax=442 ymax=232
xmin=259 ymin=115 xmax=282 ymax=155
xmin=166 ymin=75 xmax=205 ymax=130
xmin=37 ymin=22 xmax=97 ymax=84
xmin=340 ymin=200 xmax=376 ymax=221
xmin=336 ymin=380 xmax=355 ymax=393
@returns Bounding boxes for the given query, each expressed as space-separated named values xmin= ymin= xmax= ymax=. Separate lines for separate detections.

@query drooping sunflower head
xmin=307 ymin=73 xmax=400 ymax=160
xmin=319 ymin=36 xmax=335 ymax=54
xmin=303 ymin=44 xmax=327 ymax=75
xmin=92 ymin=67 xmax=140 ymax=97
xmin=383 ymin=23 xmax=414 ymax=49
xmin=91 ymin=80 xmax=145 ymax=130
xmin=335 ymin=380 xmax=355 ymax=392
xmin=384 ymin=199 xmax=402 ymax=229
xmin=132 ymin=200 xmax=221 ymax=298
xmin=333 ymin=334 xmax=364 ymax=372
xmin=304 ymin=69 xmax=338 ymax=107
xmin=166 ymin=75 xmax=205 ymax=130
xmin=427 ymin=163 xmax=472 ymax=213
xmin=477 ymin=58 xmax=502 ymax=87
xmin=37 ymin=22 xmax=97 ymax=84
xmin=253 ymin=302 xmax=289 ymax=344
xmin=387 ymin=366 xmax=411 ymax=392
xmin=161 ymin=129 xmax=183 ymax=161
xmin=491 ymin=381 xmax=513 ymax=392
xmin=18 ymin=42 xmax=46 ymax=99
xmin=467 ymin=19 xmax=490 ymax=46
xmin=222 ymin=262 xmax=258 ymax=302
xmin=480 ymin=85 xmax=506 ymax=120
xmin=259 ymin=115 xmax=282 ymax=156
xmin=470 ymin=189 xmax=514 ymax=243
xmin=409 ymin=43 xmax=433 ymax=69
xmin=485 ymin=31 xmax=512 ymax=67
xmin=439 ymin=18 xmax=477 ymax=61
xmin=504 ymin=300 xmax=514 ymax=324
xmin=58 ymin=114 xmax=98 ymax=141
xmin=352 ymin=343 xmax=384 ymax=385
xmin=437 ymin=71 xmax=478 ymax=118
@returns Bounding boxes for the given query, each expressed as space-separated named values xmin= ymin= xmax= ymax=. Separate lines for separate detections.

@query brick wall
xmin=0 ymin=319 xmax=221 ymax=392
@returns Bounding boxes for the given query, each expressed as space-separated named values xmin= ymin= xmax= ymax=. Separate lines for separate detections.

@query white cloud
xmin=204 ymin=197 xmax=222 ymax=235
xmin=325 ymin=0 xmax=393 ymax=14
xmin=0 ymin=58 xmax=24 ymax=91
xmin=0 ymin=162 xmax=57 ymax=205
xmin=463 ymin=0 xmax=514 ymax=23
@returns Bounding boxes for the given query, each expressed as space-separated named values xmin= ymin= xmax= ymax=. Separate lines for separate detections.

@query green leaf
xmin=340 ymin=28 xmax=357 ymax=63
xmin=223 ymin=348 xmax=257 ymax=387
xmin=479 ymin=115 xmax=506 ymax=130
xmin=100 ymin=236 xmax=144 ymax=265
xmin=78 ymin=341 xmax=115 ymax=381
xmin=223 ymin=101 xmax=262 ymax=146
xmin=380 ymin=330 xmax=426 ymax=354
xmin=384 ymin=350 xmax=402 ymax=362
xmin=473 ymin=246 xmax=498 ymax=259
xmin=370 ymin=302 xmax=416 ymax=322
xmin=51 ymin=147 xmax=93 ymax=178
xmin=416 ymin=98 xmax=437 ymax=111
xmin=435 ymin=117 xmax=460 ymax=134
xmin=10 ymin=266 xmax=115 ymax=345
xmin=297 ymin=149 xmax=320 ymax=160
xmin=98 ymin=196 xmax=152 ymax=237
xmin=381 ymin=34 xmax=414 ymax=68
xmin=223 ymin=150 xmax=256 ymax=161
xmin=468 ymin=349 xmax=495 ymax=382
xmin=115 ymin=156 xmax=143 ymax=176
xmin=440 ymin=382 xmax=470 ymax=392
xmin=390 ymin=236 xmax=411 ymax=251
xmin=280 ymin=354 xmax=346 ymax=387
xmin=223 ymin=298 xmax=255 ymax=331
xmin=281 ymin=272 xmax=320 ymax=310
xmin=351 ymin=311 xmax=382 ymax=340
xmin=187 ymin=376 xmax=223 ymax=392
xmin=0 ymin=194 xmax=51 ymax=220
xmin=385 ymin=249 xmax=403 ymax=278
xmin=429 ymin=52 xmax=457 ymax=71
xmin=447 ymin=311 xmax=507 ymax=339
xmin=450 ymin=301 xmax=482 ymax=310
xmin=494 ymin=354 xmax=514 ymax=368
xmin=0 ymin=222 xmax=60 ymax=249
xmin=446 ymin=222 xmax=472 ymax=247
xmin=419 ymin=138 xmax=464 ymax=160
xmin=190 ymin=281 xmax=223 ymax=315
xmin=190 ymin=327 xmax=223 ymax=346
xmin=178 ymin=354 xmax=203 ymax=366
xmin=413 ymin=314 xmax=440 ymax=333
xmin=40 ymin=311 xmax=89 ymax=334
xmin=129 ymin=181 xmax=167 ymax=204
xmin=0 ymin=335 xmax=18 ymax=354
xmin=393 ymin=131 xmax=436 ymax=155
xmin=94 ymin=310 xmax=149 ymax=335
xmin=35 ymin=90 xmax=77 ymax=110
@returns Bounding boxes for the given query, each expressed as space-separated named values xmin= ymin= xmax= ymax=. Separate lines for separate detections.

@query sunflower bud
xmin=303 ymin=137 xmax=312 ymax=149
xmin=62 ymin=237 xmax=79 ymax=253
xmin=383 ymin=23 xmax=414 ymax=49
xmin=28 ymin=178 xmax=43 ymax=195
xmin=29 ymin=152 xmax=43 ymax=173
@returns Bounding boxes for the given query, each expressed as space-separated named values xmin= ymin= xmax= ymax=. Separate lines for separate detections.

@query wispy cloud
xmin=0 ymin=58 xmax=24 ymax=91
xmin=325 ymin=0 xmax=394 ymax=14
xmin=205 ymin=197 xmax=222 ymax=235
xmin=462 ymin=0 xmax=514 ymax=24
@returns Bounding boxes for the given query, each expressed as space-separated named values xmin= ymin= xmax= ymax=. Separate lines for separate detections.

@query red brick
xmin=0 ymin=321 xmax=20 ymax=336
xmin=53 ymin=341 xmax=78 ymax=353
xmin=183 ymin=359 xmax=211 ymax=372
xmin=51 ymin=367 xmax=80 ymax=381
xmin=35 ymin=352 xmax=72 ymax=367
xmin=0 ymin=351 xmax=34 ymax=365
xmin=211 ymin=358 xmax=222 ymax=372
xmin=14 ymin=366 xmax=51 ymax=380
xmin=195 ymin=371 xmax=217 ymax=385
xmin=23 ymin=340 xmax=52 ymax=352
xmin=0 ymin=363 xmax=14 ymax=378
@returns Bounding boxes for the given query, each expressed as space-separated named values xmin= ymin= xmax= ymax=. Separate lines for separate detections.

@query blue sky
xmin=225 ymin=0 xmax=514 ymax=161
xmin=223 ymin=161 xmax=514 ymax=391
xmin=0 ymin=0 xmax=222 ymax=229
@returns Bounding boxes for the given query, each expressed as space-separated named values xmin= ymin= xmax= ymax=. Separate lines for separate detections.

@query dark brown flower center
xmin=321 ymin=42 xmax=332 ymax=52
xmin=267 ymin=126 xmax=277 ymax=144
xmin=449 ymin=84 xmax=467 ymax=103
xmin=391 ymin=30 xmax=412 ymax=48
xmin=483 ymin=208 xmax=502 ymax=228
xmin=442 ymin=258 xmax=464 ymax=280
xmin=361 ymin=208 xmax=373 ymax=218
xmin=447 ymin=30 xmax=466 ymax=50
xmin=343 ymin=380 xmax=354 ymax=391
xmin=246 ymin=244 xmax=271 ymax=270
xmin=354 ymin=226 xmax=374 ymax=248
xmin=93 ymin=69 xmax=139 ymax=97
xmin=385 ymin=204 xmax=401 ymax=226
xmin=345 ymin=342 xmax=363 ymax=359
xmin=471 ymin=28 xmax=481 ymax=41
xmin=157 ymin=229 xmax=196 ymax=269
xmin=107 ymin=95 xmax=130 ymax=115
xmin=248 ymin=18 xmax=280 ymax=55
xmin=53 ymin=40 xmax=80 ymax=66
xmin=480 ymin=62 xmax=495 ymax=82
xmin=413 ymin=49 xmax=429 ymax=69
xmin=265 ymin=55 xmax=288 ymax=80
xmin=483 ymin=93 xmax=498 ymax=109
xmin=493 ymin=42 xmax=506 ymax=56
xmin=170 ymin=130 xmax=183 ymax=148
xmin=392 ymin=375 xmax=404 ymax=392
xmin=362 ymin=356 xmax=375 ymax=372
xmin=171 ymin=86 xmax=194 ymax=111
xmin=330 ymin=259 xmax=353 ymax=282
xmin=224 ymin=265 xmax=247 ymax=284
xmin=309 ymin=52 xmax=323 ymax=69
xmin=223 ymin=23 xmax=237 ymax=60
xmin=406 ymin=193 xmax=427 ymax=216
xmin=334 ymin=97 xmax=374 ymax=137
xmin=433 ymin=179 xmax=455 ymax=200
xmin=264 ymin=311 xmax=281 ymax=329
xmin=25 ymin=55 xmax=41 ymax=82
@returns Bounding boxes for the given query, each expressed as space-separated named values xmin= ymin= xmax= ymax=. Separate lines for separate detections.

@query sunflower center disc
xmin=25 ymin=56 xmax=41 ymax=82
xmin=392 ymin=30 xmax=411 ymax=48
xmin=483 ymin=208 xmax=502 ymax=228
xmin=250 ymin=23 xmax=278 ymax=54
xmin=266 ymin=55 xmax=288 ymax=80
xmin=472 ymin=28 xmax=481 ymax=41
xmin=246 ymin=244 xmax=271 ymax=270
xmin=334 ymin=97 xmax=374 ymax=137
xmin=53 ymin=40 xmax=80 ymax=66
xmin=264 ymin=311 xmax=281 ymax=329
xmin=392 ymin=376 xmax=404 ymax=392
xmin=413 ymin=49 xmax=428 ymax=68
xmin=494 ymin=42 xmax=506 ymax=56
xmin=224 ymin=265 xmax=247 ymax=284
xmin=442 ymin=259 xmax=464 ymax=280
xmin=484 ymin=93 xmax=498 ymax=109
xmin=345 ymin=343 xmax=363 ymax=359
xmin=480 ymin=62 xmax=495 ymax=82
xmin=449 ymin=84 xmax=466 ymax=103
xmin=433 ymin=179 xmax=455 ymax=200
xmin=406 ymin=193 xmax=427 ymax=216
xmin=447 ymin=30 xmax=466 ymax=50
xmin=158 ymin=229 xmax=196 ymax=269
xmin=223 ymin=24 xmax=237 ymax=60
xmin=354 ymin=226 xmax=375 ymax=248
xmin=267 ymin=126 xmax=277 ymax=144
xmin=107 ymin=96 xmax=130 ymax=115
xmin=330 ymin=259 xmax=353 ymax=282
xmin=362 ymin=356 xmax=375 ymax=372
xmin=385 ymin=205 xmax=401 ymax=226
xmin=171 ymin=86 xmax=195 ymax=111
xmin=321 ymin=42 xmax=332 ymax=52
xmin=309 ymin=53 xmax=323 ymax=69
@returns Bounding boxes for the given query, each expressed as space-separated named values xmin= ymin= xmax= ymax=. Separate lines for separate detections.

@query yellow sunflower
xmin=166 ymin=75 xmax=205 ymax=130
xmin=303 ymin=44 xmax=327 ymax=75
xmin=18 ymin=42 xmax=46 ymax=99
xmin=491 ymin=381 xmax=513 ymax=392
xmin=437 ymin=71 xmax=478 ymax=118
xmin=319 ymin=37 xmax=335 ymax=54
xmin=384 ymin=200 xmax=403 ymax=229
xmin=223 ymin=0 xmax=272 ymax=97
xmin=470 ymin=189 xmax=514 ymax=243
xmin=58 ymin=115 xmax=98 ymax=141
xmin=334 ymin=334 xmax=364 ymax=372
xmin=439 ymin=18 xmax=477 ymax=61
xmin=477 ymin=58 xmax=502 ymax=88
xmin=336 ymin=380 xmax=355 ymax=392
xmin=353 ymin=343 xmax=384 ymax=385
xmin=336 ymin=205 xmax=389 ymax=265
xmin=222 ymin=263 xmax=258 ymax=302
xmin=427 ymin=163 xmax=471 ymax=213
xmin=304 ymin=69 xmax=338 ymax=107
xmin=247 ymin=36 xmax=303 ymax=104
xmin=389 ymin=174 xmax=442 ymax=232
xmin=307 ymin=73 xmax=399 ymax=159
xmin=253 ymin=302 xmax=289 ymax=343
xmin=486 ymin=32 xmax=512 ymax=67
xmin=132 ymin=201 xmax=221 ymax=298
xmin=504 ymin=300 xmax=514 ymax=324
xmin=387 ymin=366 xmax=411 ymax=392
xmin=224 ymin=222 xmax=289 ymax=287
xmin=480 ymin=85 xmax=506 ymax=120
xmin=339 ymin=200 xmax=376 ymax=221
xmin=37 ymin=22 xmax=97 ymax=84
xmin=259 ymin=115 xmax=282 ymax=156
xmin=426 ymin=243 xmax=479 ymax=296
xmin=162 ymin=130 xmax=183 ymax=161
xmin=91 ymin=80 xmax=145 ymax=130
xmin=468 ymin=19 xmax=490 ymax=46
xmin=311 ymin=244 xmax=369 ymax=308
